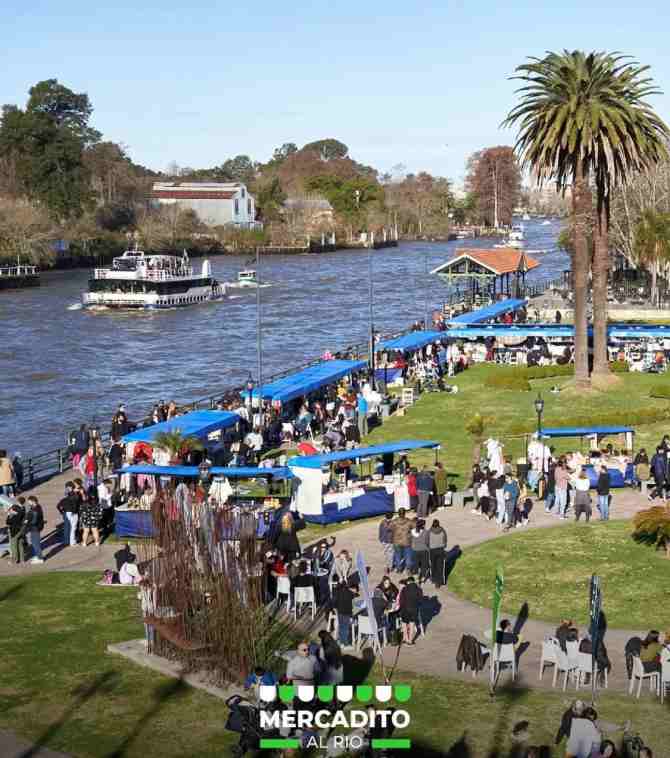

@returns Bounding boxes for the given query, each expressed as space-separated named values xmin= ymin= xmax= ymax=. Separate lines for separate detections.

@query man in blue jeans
xmin=389 ymin=509 xmax=414 ymax=573
xmin=332 ymin=580 xmax=357 ymax=647
xmin=596 ymin=465 xmax=611 ymax=520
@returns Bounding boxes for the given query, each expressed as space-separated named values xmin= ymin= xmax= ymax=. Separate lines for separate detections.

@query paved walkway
xmin=1 ymin=473 xmax=654 ymax=694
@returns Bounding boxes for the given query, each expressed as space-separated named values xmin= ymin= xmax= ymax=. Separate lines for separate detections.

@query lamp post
xmin=534 ymin=393 xmax=545 ymax=484
xmin=255 ymin=247 xmax=264 ymax=430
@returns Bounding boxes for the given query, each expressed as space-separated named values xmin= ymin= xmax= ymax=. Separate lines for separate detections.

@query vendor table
xmin=115 ymin=508 xmax=154 ymax=538
xmin=305 ymin=486 xmax=395 ymax=524
xmin=374 ymin=367 xmax=403 ymax=384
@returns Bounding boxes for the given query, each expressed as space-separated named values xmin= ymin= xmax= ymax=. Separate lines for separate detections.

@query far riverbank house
xmin=150 ymin=182 xmax=262 ymax=229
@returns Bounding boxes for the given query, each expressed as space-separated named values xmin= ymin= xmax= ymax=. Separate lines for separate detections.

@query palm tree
xmin=503 ymin=50 xmax=670 ymax=386
xmin=634 ymin=210 xmax=670 ymax=306
xmin=152 ymin=429 xmax=203 ymax=464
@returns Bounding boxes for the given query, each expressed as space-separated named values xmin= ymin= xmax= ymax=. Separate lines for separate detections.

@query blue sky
xmin=4 ymin=0 xmax=670 ymax=184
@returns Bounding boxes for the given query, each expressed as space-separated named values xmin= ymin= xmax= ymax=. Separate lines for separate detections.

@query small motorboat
xmin=237 ymin=269 xmax=258 ymax=287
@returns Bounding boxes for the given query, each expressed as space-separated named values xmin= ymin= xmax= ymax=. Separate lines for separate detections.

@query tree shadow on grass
xmin=0 ymin=582 xmax=23 ymax=603
xmin=104 ymin=677 xmax=191 ymax=758
xmin=402 ymin=736 xmax=553 ymax=758
xmin=18 ymin=670 xmax=119 ymax=758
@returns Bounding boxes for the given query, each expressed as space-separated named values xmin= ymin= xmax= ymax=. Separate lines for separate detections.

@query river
xmin=0 ymin=219 xmax=565 ymax=458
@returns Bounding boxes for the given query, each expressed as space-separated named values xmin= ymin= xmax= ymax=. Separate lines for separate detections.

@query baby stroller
xmin=225 ymin=694 xmax=277 ymax=757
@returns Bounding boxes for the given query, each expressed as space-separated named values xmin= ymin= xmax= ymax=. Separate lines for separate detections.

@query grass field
xmin=364 ymin=365 xmax=670 ymax=486
xmin=448 ymin=521 xmax=670 ymax=630
xmin=1 ymin=573 xmax=669 ymax=757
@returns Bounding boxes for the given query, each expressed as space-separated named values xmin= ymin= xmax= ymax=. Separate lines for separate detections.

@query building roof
xmin=151 ymin=189 xmax=237 ymax=200
xmin=431 ymin=248 xmax=540 ymax=277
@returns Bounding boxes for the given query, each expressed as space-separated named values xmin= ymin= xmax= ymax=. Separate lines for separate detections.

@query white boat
xmin=495 ymin=224 xmax=525 ymax=249
xmin=541 ymin=220 xmax=552 ymax=226
xmin=522 ymin=212 xmax=531 ymax=221
xmin=237 ymin=269 xmax=258 ymax=287
xmin=82 ymin=249 xmax=225 ymax=309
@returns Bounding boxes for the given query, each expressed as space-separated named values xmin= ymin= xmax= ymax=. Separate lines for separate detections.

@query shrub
xmin=505 ymin=405 xmax=670 ymax=436
xmin=484 ymin=374 xmax=531 ymax=392
xmin=633 ymin=504 xmax=670 ymax=557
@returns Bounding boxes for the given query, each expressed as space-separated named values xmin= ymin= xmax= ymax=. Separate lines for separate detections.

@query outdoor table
xmin=114 ymin=507 xmax=154 ymax=538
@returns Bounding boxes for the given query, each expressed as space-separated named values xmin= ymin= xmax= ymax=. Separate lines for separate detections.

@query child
xmin=515 ymin=498 xmax=533 ymax=527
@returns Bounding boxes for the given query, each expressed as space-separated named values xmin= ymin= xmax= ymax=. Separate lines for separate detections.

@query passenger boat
xmin=82 ymin=249 xmax=225 ymax=309
xmin=494 ymin=225 xmax=525 ymax=250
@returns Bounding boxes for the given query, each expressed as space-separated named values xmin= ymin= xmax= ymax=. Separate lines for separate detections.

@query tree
xmin=302 ymin=138 xmax=348 ymax=161
xmin=269 ymin=142 xmax=298 ymax=166
xmin=152 ymin=430 xmax=203 ymax=464
xmin=0 ymin=79 xmax=98 ymax=220
xmin=634 ymin=210 xmax=670 ymax=305
xmin=633 ymin=503 xmax=670 ymax=558
xmin=255 ymin=177 xmax=286 ymax=223
xmin=0 ymin=197 xmax=55 ymax=266
xmin=505 ymin=51 xmax=670 ymax=386
xmin=465 ymin=146 xmax=521 ymax=228
xmin=220 ymin=155 xmax=256 ymax=186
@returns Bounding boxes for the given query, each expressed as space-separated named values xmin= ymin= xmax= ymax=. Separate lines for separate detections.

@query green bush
xmin=506 ymin=405 xmax=670 ymax=436
xmin=520 ymin=365 xmax=573 ymax=379
xmin=484 ymin=374 xmax=531 ymax=392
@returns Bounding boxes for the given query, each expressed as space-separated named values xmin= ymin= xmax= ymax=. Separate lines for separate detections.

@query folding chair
xmin=292 ymin=586 xmax=316 ymax=620
xmin=276 ymin=576 xmax=291 ymax=609
xmin=553 ymin=644 xmax=577 ymax=690
xmin=355 ymin=614 xmax=383 ymax=653
xmin=492 ymin=643 xmax=516 ymax=682
xmin=539 ymin=637 xmax=557 ymax=681
xmin=629 ymin=656 xmax=660 ymax=698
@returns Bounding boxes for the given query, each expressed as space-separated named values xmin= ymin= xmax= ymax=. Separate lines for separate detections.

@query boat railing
xmin=93 ymin=266 xmax=195 ymax=281
xmin=0 ymin=264 xmax=38 ymax=277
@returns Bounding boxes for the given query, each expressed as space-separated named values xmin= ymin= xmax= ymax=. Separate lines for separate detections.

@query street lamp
xmin=534 ymin=393 xmax=545 ymax=485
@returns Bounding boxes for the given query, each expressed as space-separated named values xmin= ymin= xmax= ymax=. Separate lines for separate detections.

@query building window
xmin=241 ymin=188 xmax=246 ymax=198
xmin=247 ymin=199 xmax=252 ymax=216
xmin=234 ymin=199 xmax=239 ymax=215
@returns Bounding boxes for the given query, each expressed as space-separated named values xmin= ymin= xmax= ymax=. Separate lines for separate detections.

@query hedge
xmin=484 ymin=374 xmax=532 ymax=392
xmin=506 ymin=405 xmax=670 ymax=436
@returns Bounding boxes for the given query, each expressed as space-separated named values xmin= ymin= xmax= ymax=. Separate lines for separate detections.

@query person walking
xmin=650 ymin=446 xmax=667 ymax=501
xmin=80 ymin=488 xmax=103 ymax=547
xmin=596 ymin=465 xmax=611 ymax=520
xmin=6 ymin=499 xmax=27 ymax=564
xmin=428 ymin=519 xmax=448 ymax=587
xmin=26 ymin=495 xmax=45 ymax=563
xmin=410 ymin=520 xmax=430 ymax=584
xmin=554 ymin=460 xmax=571 ymax=518
xmin=398 ymin=576 xmax=423 ymax=645
xmin=356 ymin=393 xmax=369 ymax=438
xmin=573 ymin=471 xmax=592 ymax=523
xmin=389 ymin=508 xmax=413 ymax=574
xmin=57 ymin=481 xmax=79 ymax=545
xmin=377 ymin=513 xmax=394 ymax=574
xmin=332 ymin=579 xmax=357 ymax=648
xmin=502 ymin=474 xmax=520 ymax=530
xmin=0 ymin=449 xmax=16 ymax=496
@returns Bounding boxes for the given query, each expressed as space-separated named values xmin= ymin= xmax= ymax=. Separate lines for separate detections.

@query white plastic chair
xmin=492 ymin=643 xmax=516 ymax=682
xmin=661 ymin=660 xmax=670 ymax=704
xmin=539 ymin=637 xmax=557 ymax=681
xmin=575 ymin=651 xmax=602 ymax=690
xmin=566 ymin=640 xmax=579 ymax=670
xmin=276 ymin=576 xmax=291 ymax=609
xmin=628 ymin=656 xmax=660 ymax=698
xmin=292 ymin=586 xmax=316 ymax=619
xmin=326 ymin=609 xmax=338 ymax=636
xmin=553 ymin=644 xmax=578 ymax=690
xmin=355 ymin=614 xmax=383 ymax=652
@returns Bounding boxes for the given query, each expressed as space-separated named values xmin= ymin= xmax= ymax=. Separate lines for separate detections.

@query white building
xmin=151 ymin=182 xmax=259 ymax=228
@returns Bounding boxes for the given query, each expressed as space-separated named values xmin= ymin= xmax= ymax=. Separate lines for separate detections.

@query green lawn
xmin=1 ymin=573 xmax=669 ymax=757
xmin=448 ymin=521 xmax=670 ymax=630
xmin=364 ymin=365 xmax=670 ymax=486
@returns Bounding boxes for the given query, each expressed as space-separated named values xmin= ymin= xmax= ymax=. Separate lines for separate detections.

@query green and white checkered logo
xmin=259 ymin=683 xmax=411 ymax=704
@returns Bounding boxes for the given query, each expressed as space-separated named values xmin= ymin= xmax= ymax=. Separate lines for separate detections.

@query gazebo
xmin=431 ymin=248 xmax=540 ymax=300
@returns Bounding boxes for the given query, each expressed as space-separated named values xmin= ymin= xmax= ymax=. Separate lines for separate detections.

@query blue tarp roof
xmin=540 ymin=426 xmax=634 ymax=438
xmin=377 ymin=331 xmax=444 ymax=351
xmin=288 ymin=440 xmax=440 ymax=469
xmin=446 ymin=325 xmax=575 ymax=339
xmin=117 ymin=464 xmax=294 ymax=478
xmin=122 ymin=410 xmax=240 ymax=443
xmin=609 ymin=326 xmax=670 ymax=338
xmin=244 ymin=359 xmax=367 ymax=404
xmin=448 ymin=298 xmax=527 ymax=324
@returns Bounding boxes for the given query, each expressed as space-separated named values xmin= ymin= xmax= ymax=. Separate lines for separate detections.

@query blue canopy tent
xmin=446 ymin=324 xmax=576 ymax=339
xmin=114 ymin=464 xmax=294 ymax=538
xmin=448 ymin=298 xmax=527 ymax=325
xmin=377 ymin=331 xmax=444 ymax=351
xmin=122 ymin=410 xmax=240 ymax=444
xmin=242 ymin=359 xmax=367 ymax=404
xmin=288 ymin=440 xmax=440 ymax=524
xmin=540 ymin=426 xmax=635 ymax=488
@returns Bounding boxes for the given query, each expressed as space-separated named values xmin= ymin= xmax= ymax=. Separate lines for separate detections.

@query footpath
xmin=1 ymin=472 xmax=652 ymax=696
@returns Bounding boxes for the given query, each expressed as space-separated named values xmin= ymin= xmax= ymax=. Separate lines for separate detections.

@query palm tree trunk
xmin=573 ymin=162 xmax=591 ymax=388
xmin=592 ymin=201 xmax=611 ymax=376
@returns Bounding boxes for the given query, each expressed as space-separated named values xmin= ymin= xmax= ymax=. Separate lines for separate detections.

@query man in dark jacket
xmin=389 ymin=509 xmax=413 ymax=574
xmin=6 ymin=500 xmax=27 ymax=564
xmin=57 ymin=481 xmax=80 ymax=546
xmin=649 ymin=447 xmax=667 ymax=500
xmin=332 ymin=580 xmax=357 ymax=647
xmin=416 ymin=467 xmax=434 ymax=518
xmin=596 ymin=465 xmax=611 ymax=520
xmin=111 ymin=405 xmax=129 ymax=442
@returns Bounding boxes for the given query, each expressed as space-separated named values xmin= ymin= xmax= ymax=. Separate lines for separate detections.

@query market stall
xmin=113 ymin=464 xmax=294 ymax=538
xmin=540 ymin=426 xmax=635 ymax=488
xmin=122 ymin=409 xmax=241 ymax=445
xmin=287 ymin=439 xmax=440 ymax=524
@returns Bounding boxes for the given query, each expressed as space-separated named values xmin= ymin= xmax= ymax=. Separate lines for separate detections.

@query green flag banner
xmin=492 ymin=568 xmax=504 ymax=639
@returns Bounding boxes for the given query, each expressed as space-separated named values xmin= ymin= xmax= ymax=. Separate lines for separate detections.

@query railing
xmin=0 ymin=265 xmax=38 ymax=277
xmin=93 ymin=267 xmax=195 ymax=281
